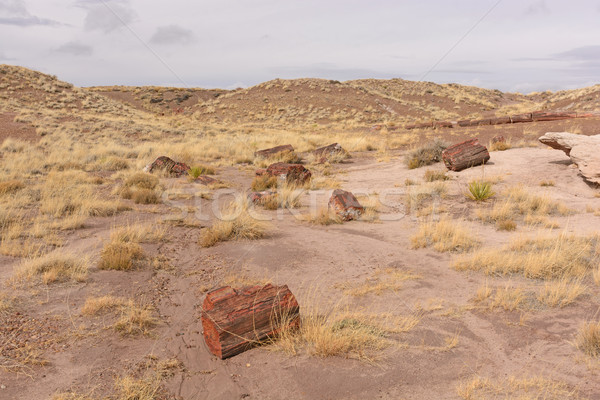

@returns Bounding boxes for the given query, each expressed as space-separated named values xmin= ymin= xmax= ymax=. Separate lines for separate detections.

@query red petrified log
xmin=532 ymin=111 xmax=577 ymax=122
xmin=328 ymin=189 xmax=364 ymax=221
xmin=266 ymin=162 xmax=311 ymax=185
xmin=434 ymin=121 xmax=453 ymax=129
xmin=510 ymin=113 xmax=533 ymax=123
xmin=144 ymin=156 xmax=190 ymax=177
xmin=193 ymin=175 xmax=219 ymax=185
xmin=248 ymin=190 xmax=275 ymax=204
xmin=313 ymin=143 xmax=348 ymax=163
xmin=201 ymin=284 xmax=300 ymax=359
xmin=254 ymin=144 xmax=295 ymax=158
xmin=457 ymin=120 xmax=471 ymax=127
xmin=489 ymin=116 xmax=511 ymax=125
xmin=442 ymin=139 xmax=490 ymax=172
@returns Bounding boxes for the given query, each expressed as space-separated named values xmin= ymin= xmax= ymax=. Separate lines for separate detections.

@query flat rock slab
xmin=201 ymin=284 xmax=300 ymax=359
xmin=442 ymin=139 xmax=490 ymax=172
xmin=328 ymin=189 xmax=364 ymax=221
xmin=143 ymin=156 xmax=190 ymax=177
xmin=266 ymin=162 xmax=311 ymax=185
xmin=539 ymin=132 xmax=600 ymax=185
xmin=254 ymin=144 xmax=294 ymax=158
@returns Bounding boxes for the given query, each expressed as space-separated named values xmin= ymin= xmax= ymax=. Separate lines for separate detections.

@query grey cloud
xmin=554 ymin=46 xmax=600 ymax=61
xmin=0 ymin=0 xmax=61 ymax=26
xmin=150 ymin=25 xmax=195 ymax=45
xmin=55 ymin=42 xmax=93 ymax=56
xmin=84 ymin=2 xmax=136 ymax=33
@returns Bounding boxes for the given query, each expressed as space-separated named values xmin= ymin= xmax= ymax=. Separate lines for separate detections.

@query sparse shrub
xmin=10 ymin=253 xmax=88 ymax=285
xmin=576 ymin=321 xmax=600 ymax=357
xmin=98 ymin=241 xmax=144 ymax=270
xmin=124 ymin=172 xmax=158 ymax=190
xmin=132 ymin=188 xmax=160 ymax=204
xmin=104 ymin=157 xmax=129 ymax=171
xmin=404 ymin=139 xmax=448 ymax=169
xmin=496 ymin=219 xmax=516 ymax=231
xmin=537 ymin=278 xmax=586 ymax=308
xmin=114 ymin=301 xmax=157 ymax=336
xmin=299 ymin=207 xmax=343 ymax=225
xmin=251 ymin=175 xmax=278 ymax=191
xmin=540 ymin=180 xmax=555 ymax=187
xmin=488 ymin=139 xmax=512 ymax=152
xmin=199 ymin=200 xmax=269 ymax=247
xmin=188 ymin=165 xmax=216 ymax=179
xmin=82 ymin=295 xmax=126 ymax=315
xmin=466 ymin=180 xmax=494 ymax=201
xmin=424 ymin=170 xmax=449 ymax=182
xmin=411 ymin=218 xmax=479 ymax=253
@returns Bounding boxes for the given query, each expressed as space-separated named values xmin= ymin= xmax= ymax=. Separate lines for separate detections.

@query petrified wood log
xmin=143 ymin=156 xmax=190 ymax=177
xmin=532 ymin=111 xmax=577 ymax=122
xmin=266 ymin=162 xmax=311 ymax=185
xmin=254 ymin=144 xmax=294 ymax=158
xmin=328 ymin=189 xmax=364 ymax=221
xmin=510 ymin=113 xmax=533 ymax=123
xmin=489 ymin=116 xmax=511 ymax=125
xmin=248 ymin=190 xmax=275 ymax=204
xmin=193 ymin=175 xmax=218 ymax=185
xmin=313 ymin=143 xmax=348 ymax=163
xmin=201 ymin=284 xmax=300 ymax=359
xmin=457 ymin=120 xmax=471 ymax=127
xmin=434 ymin=121 xmax=453 ymax=129
xmin=442 ymin=139 xmax=490 ymax=172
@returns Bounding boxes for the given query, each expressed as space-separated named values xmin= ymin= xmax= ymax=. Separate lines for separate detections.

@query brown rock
xmin=457 ymin=120 xmax=471 ymax=127
xmin=442 ymin=139 xmax=490 ymax=172
xmin=254 ymin=144 xmax=294 ymax=159
xmin=143 ymin=156 xmax=190 ymax=177
xmin=491 ymin=135 xmax=506 ymax=144
xmin=328 ymin=189 xmax=364 ymax=221
xmin=201 ymin=284 xmax=300 ymax=359
xmin=434 ymin=121 xmax=453 ymax=129
xmin=266 ymin=162 xmax=311 ymax=185
xmin=255 ymin=168 xmax=267 ymax=176
xmin=193 ymin=175 xmax=219 ymax=185
xmin=248 ymin=190 xmax=275 ymax=204
xmin=313 ymin=143 xmax=348 ymax=162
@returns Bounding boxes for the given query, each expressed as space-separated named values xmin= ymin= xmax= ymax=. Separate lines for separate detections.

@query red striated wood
xmin=510 ymin=113 xmax=533 ymax=123
xmin=434 ymin=121 xmax=453 ymax=129
xmin=193 ymin=175 xmax=219 ymax=185
xmin=457 ymin=119 xmax=471 ymax=127
xmin=255 ymin=168 xmax=267 ymax=176
xmin=489 ymin=116 xmax=511 ymax=125
xmin=404 ymin=124 xmax=417 ymax=130
xmin=532 ymin=111 xmax=577 ymax=122
xmin=266 ymin=162 xmax=311 ymax=185
xmin=442 ymin=139 xmax=490 ymax=172
xmin=254 ymin=144 xmax=294 ymax=159
xmin=201 ymin=284 xmax=300 ymax=359
xmin=247 ymin=190 xmax=275 ymax=204
xmin=328 ymin=189 xmax=364 ymax=221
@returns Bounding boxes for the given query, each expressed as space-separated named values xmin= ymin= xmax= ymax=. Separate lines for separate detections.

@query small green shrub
xmin=467 ymin=180 xmax=494 ymax=201
xmin=189 ymin=165 xmax=216 ymax=179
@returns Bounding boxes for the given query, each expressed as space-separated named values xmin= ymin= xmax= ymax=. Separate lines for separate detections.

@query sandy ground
xmin=1 ymin=145 xmax=600 ymax=400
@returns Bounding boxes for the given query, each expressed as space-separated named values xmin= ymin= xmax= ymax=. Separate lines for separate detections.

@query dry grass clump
xmin=489 ymin=285 xmax=527 ymax=311
xmin=457 ymin=375 xmax=581 ymax=400
xmin=10 ymin=252 xmax=88 ymax=285
xmin=424 ymin=169 xmax=449 ymax=182
xmin=537 ymin=278 xmax=586 ymax=308
xmin=274 ymin=306 xmax=419 ymax=361
xmin=114 ymin=302 xmax=157 ymax=336
xmin=356 ymin=195 xmax=380 ymax=222
xmin=110 ymin=223 xmax=166 ymax=244
xmin=0 ymin=179 xmax=25 ymax=196
xmin=131 ymin=188 xmax=160 ymax=204
xmin=477 ymin=185 xmax=569 ymax=230
xmin=259 ymin=185 xmax=305 ymax=210
xmin=124 ymin=172 xmax=158 ymax=190
xmin=251 ymin=174 xmax=278 ymax=191
xmin=405 ymin=181 xmax=447 ymax=214
xmin=299 ymin=207 xmax=343 ymax=225
xmin=119 ymin=172 xmax=160 ymax=204
xmin=404 ymin=138 xmax=448 ymax=169
xmin=576 ymin=321 xmax=600 ymax=357
xmin=455 ymin=234 xmax=600 ymax=280
xmin=411 ymin=218 xmax=480 ymax=253
xmin=488 ymin=138 xmax=512 ymax=152
xmin=199 ymin=199 xmax=269 ymax=247
xmin=98 ymin=241 xmax=144 ymax=271
xmin=336 ymin=268 xmax=420 ymax=297
xmin=81 ymin=295 xmax=127 ymax=315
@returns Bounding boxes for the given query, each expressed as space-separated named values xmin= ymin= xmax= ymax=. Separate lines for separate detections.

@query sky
xmin=0 ymin=0 xmax=599 ymax=92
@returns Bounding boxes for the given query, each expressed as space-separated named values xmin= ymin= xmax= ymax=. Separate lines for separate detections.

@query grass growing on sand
xmin=199 ymin=198 xmax=270 ymax=247
xmin=576 ymin=321 xmax=600 ymax=357
xmin=299 ymin=207 xmax=343 ymax=225
xmin=98 ymin=241 xmax=144 ymax=271
xmin=411 ymin=218 xmax=480 ymax=253
xmin=455 ymin=234 xmax=600 ymax=280
xmin=457 ymin=375 xmax=581 ymax=400
xmin=404 ymin=138 xmax=448 ymax=169
xmin=10 ymin=252 xmax=88 ymax=285
xmin=335 ymin=268 xmax=421 ymax=297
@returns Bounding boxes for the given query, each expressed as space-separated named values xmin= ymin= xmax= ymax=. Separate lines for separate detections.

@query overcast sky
xmin=1 ymin=0 xmax=599 ymax=92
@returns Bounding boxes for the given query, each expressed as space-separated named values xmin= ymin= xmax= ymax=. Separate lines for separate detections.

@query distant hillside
xmin=1 ymin=64 xmax=598 ymax=130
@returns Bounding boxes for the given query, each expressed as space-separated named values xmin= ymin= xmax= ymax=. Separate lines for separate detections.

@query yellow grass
xmin=576 ymin=321 xmax=600 ymax=357
xmin=250 ymin=174 xmax=278 ymax=191
xmin=457 ymin=375 xmax=580 ymax=400
xmin=10 ymin=252 xmax=88 ymax=285
xmin=537 ymin=278 xmax=586 ymax=308
xmin=489 ymin=285 xmax=527 ymax=311
xmin=199 ymin=199 xmax=270 ymax=247
xmin=299 ymin=207 xmax=343 ymax=225
xmin=81 ymin=295 xmax=127 ymax=315
xmin=98 ymin=241 xmax=144 ymax=271
xmin=454 ymin=234 xmax=600 ymax=280
xmin=336 ymin=268 xmax=421 ymax=297
xmin=411 ymin=218 xmax=480 ymax=252
xmin=0 ymin=179 xmax=24 ymax=196
xmin=113 ymin=301 xmax=157 ymax=336
xmin=110 ymin=223 xmax=166 ymax=244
